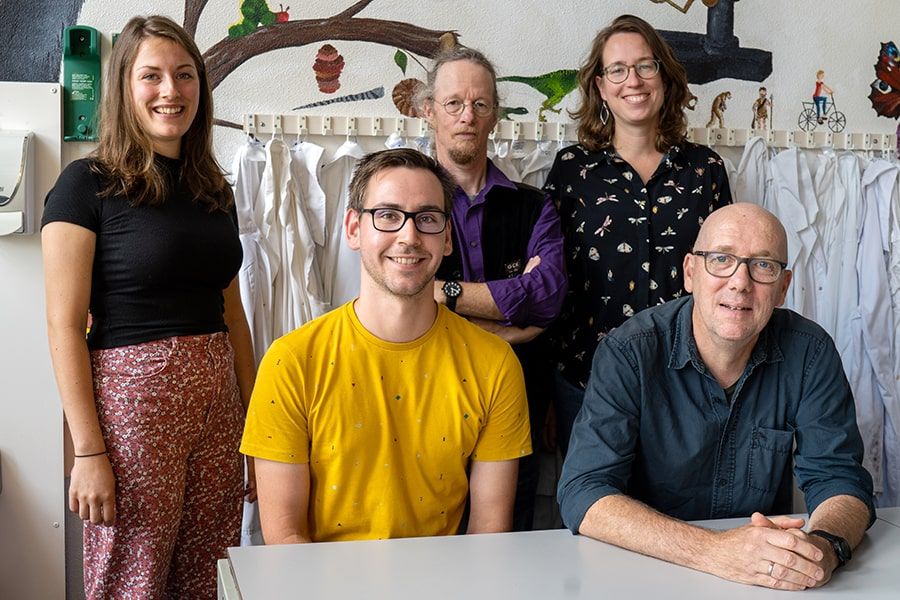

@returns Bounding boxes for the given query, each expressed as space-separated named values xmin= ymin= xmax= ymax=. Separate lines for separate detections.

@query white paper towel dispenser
xmin=0 ymin=130 xmax=35 ymax=235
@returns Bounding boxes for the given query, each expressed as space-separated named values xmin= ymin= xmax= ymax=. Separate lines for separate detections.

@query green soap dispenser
xmin=63 ymin=25 xmax=101 ymax=142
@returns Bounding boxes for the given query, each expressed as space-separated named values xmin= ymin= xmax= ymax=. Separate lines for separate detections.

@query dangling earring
xmin=599 ymin=100 xmax=610 ymax=126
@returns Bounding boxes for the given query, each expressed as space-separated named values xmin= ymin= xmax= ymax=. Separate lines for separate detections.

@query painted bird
xmin=498 ymin=69 xmax=579 ymax=121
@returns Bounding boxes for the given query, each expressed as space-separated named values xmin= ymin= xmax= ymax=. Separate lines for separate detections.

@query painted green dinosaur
xmin=498 ymin=69 xmax=579 ymax=122
xmin=499 ymin=106 xmax=528 ymax=120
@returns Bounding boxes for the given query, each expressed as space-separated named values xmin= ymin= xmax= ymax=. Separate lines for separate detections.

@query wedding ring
xmin=767 ymin=562 xmax=775 ymax=577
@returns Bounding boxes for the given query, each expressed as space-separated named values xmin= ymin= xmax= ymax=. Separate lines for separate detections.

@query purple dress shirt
xmin=449 ymin=160 xmax=566 ymax=327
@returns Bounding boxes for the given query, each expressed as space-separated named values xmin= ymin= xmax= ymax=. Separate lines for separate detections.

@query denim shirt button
xmin=717 ymin=478 xmax=728 ymax=487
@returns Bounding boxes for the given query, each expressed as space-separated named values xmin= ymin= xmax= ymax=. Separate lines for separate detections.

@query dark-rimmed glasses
xmin=692 ymin=251 xmax=787 ymax=284
xmin=600 ymin=60 xmax=660 ymax=84
xmin=358 ymin=208 xmax=449 ymax=234
xmin=436 ymin=97 xmax=496 ymax=118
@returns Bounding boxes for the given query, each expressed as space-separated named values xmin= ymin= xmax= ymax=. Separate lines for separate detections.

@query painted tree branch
xmin=203 ymin=17 xmax=457 ymax=90
xmin=331 ymin=0 xmax=377 ymax=21
xmin=183 ymin=0 xmax=210 ymax=39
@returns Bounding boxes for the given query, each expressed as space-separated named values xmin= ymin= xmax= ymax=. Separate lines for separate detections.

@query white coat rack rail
xmin=242 ymin=114 xmax=897 ymax=152
xmin=241 ymin=113 xmax=577 ymax=143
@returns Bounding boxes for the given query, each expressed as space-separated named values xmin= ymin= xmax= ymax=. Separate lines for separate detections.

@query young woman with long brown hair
xmin=41 ymin=15 xmax=255 ymax=599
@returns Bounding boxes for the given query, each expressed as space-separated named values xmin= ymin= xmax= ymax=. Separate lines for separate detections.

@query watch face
xmin=443 ymin=281 xmax=462 ymax=297
xmin=835 ymin=538 xmax=852 ymax=561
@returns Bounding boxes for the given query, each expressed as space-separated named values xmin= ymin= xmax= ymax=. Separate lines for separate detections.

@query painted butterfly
xmin=869 ymin=41 xmax=900 ymax=119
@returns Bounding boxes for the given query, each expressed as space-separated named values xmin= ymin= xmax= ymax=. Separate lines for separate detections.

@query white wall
xmin=0 ymin=83 xmax=64 ymax=600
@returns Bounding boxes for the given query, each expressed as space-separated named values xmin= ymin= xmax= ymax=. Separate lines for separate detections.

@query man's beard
xmin=447 ymin=141 xmax=479 ymax=165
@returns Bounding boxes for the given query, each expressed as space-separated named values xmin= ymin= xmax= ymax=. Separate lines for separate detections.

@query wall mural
xmin=655 ymin=0 xmax=772 ymax=85
xmin=648 ymin=0 xmax=720 ymax=14
xmin=869 ymin=41 xmax=900 ymax=151
xmin=705 ymin=91 xmax=732 ymax=128
xmin=497 ymin=71 xmax=579 ymax=122
xmin=494 ymin=0 xmax=770 ymax=123
xmin=1 ymin=0 xmax=893 ymax=137
xmin=192 ymin=0 xmax=775 ymax=127
xmin=196 ymin=0 xmax=458 ymax=127
xmin=0 ymin=0 xmax=86 ymax=82
xmin=798 ymin=69 xmax=846 ymax=133
xmin=750 ymin=86 xmax=771 ymax=129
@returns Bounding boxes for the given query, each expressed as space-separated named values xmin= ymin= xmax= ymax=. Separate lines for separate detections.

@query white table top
xmin=221 ymin=510 xmax=900 ymax=599
xmin=877 ymin=506 xmax=900 ymax=528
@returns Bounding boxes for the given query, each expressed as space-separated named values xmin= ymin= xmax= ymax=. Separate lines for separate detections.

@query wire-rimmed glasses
xmin=437 ymin=97 xmax=496 ymax=118
xmin=600 ymin=60 xmax=661 ymax=84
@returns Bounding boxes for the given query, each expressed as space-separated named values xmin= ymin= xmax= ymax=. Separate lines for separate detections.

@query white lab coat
xmin=231 ymin=137 xmax=271 ymax=548
xmin=487 ymin=138 xmax=523 ymax=182
xmin=290 ymin=141 xmax=329 ymax=318
xmin=259 ymin=138 xmax=295 ymax=336
xmin=734 ymin=136 xmax=772 ymax=209
xmin=318 ymin=139 xmax=365 ymax=311
xmin=519 ymin=140 xmax=557 ymax=189
xmin=825 ymin=153 xmax=865 ymax=356
xmin=769 ymin=148 xmax=824 ymax=320
xmin=852 ymin=159 xmax=899 ymax=496
xmin=231 ymin=137 xmax=274 ymax=366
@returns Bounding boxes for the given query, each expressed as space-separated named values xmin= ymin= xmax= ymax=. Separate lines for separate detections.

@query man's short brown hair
xmin=348 ymin=148 xmax=456 ymax=214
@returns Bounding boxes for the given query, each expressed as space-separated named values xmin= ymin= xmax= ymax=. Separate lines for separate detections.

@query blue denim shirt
xmin=558 ymin=297 xmax=875 ymax=532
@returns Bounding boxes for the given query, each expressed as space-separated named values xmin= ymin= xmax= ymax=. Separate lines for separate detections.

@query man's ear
xmin=422 ymin=100 xmax=435 ymax=128
xmin=775 ymin=269 xmax=793 ymax=306
xmin=683 ymin=252 xmax=695 ymax=293
xmin=444 ymin=219 xmax=453 ymax=257
xmin=345 ymin=208 xmax=361 ymax=251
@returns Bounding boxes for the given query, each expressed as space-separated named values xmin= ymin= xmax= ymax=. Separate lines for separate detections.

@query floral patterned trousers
xmin=84 ymin=332 xmax=244 ymax=599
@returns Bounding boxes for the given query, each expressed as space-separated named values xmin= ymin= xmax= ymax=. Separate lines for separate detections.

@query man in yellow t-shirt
xmin=241 ymin=148 xmax=532 ymax=543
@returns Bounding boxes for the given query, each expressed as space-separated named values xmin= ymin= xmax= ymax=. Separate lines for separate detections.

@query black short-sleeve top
xmin=41 ymin=156 xmax=242 ymax=350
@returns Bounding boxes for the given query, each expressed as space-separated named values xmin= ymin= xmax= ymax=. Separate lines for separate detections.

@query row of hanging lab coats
xmin=731 ymin=137 xmax=900 ymax=507
xmin=231 ymin=136 xmax=364 ymax=364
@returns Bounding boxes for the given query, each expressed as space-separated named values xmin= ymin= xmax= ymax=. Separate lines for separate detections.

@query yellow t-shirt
xmin=240 ymin=302 xmax=531 ymax=542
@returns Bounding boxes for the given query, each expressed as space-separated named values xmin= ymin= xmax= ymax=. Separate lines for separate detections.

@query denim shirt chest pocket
xmin=748 ymin=426 xmax=794 ymax=492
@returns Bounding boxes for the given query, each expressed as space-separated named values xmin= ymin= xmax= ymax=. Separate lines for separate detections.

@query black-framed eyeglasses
xmin=600 ymin=59 xmax=660 ymax=84
xmin=358 ymin=207 xmax=449 ymax=234
xmin=692 ymin=251 xmax=788 ymax=284
xmin=436 ymin=97 xmax=497 ymax=118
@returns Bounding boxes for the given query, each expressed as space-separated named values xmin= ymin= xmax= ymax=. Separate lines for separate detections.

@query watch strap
xmin=809 ymin=530 xmax=851 ymax=568
xmin=446 ymin=292 xmax=458 ymax=312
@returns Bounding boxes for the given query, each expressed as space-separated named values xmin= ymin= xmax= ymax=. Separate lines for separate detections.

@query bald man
xmin=558 ymin=203 xmax=874 ymax=590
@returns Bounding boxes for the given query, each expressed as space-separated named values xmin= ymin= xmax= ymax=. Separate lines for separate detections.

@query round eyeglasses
xmin=600 ymin=60 xmax=660 ymax=84
xmin=359 ymin=208 xmax=449 ymax=234
xmin=437 ymin=97 xmax=497 ymax=118
xmin=692 ymin=251 xmax=787 ymax=284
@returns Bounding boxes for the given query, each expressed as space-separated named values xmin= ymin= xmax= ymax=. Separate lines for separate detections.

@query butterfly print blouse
xmin=543 ymin=141 xmax=733 ymax=388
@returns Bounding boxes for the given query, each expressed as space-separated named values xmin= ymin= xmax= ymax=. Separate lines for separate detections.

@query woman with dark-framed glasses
xmin=543 ymin=14 xmax=732 ymax=456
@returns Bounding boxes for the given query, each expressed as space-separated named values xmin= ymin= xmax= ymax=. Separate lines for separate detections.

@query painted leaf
xmin=394 ymin=49 xmax=408 ymax=75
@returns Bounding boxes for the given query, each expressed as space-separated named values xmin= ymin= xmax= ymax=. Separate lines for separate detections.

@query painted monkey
xmin=706 ymin=91 xmax=732 ymax=128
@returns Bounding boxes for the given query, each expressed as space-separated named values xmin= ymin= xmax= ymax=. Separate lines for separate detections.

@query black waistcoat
xmin=437 ymin=181 xmax=545 ymax=283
